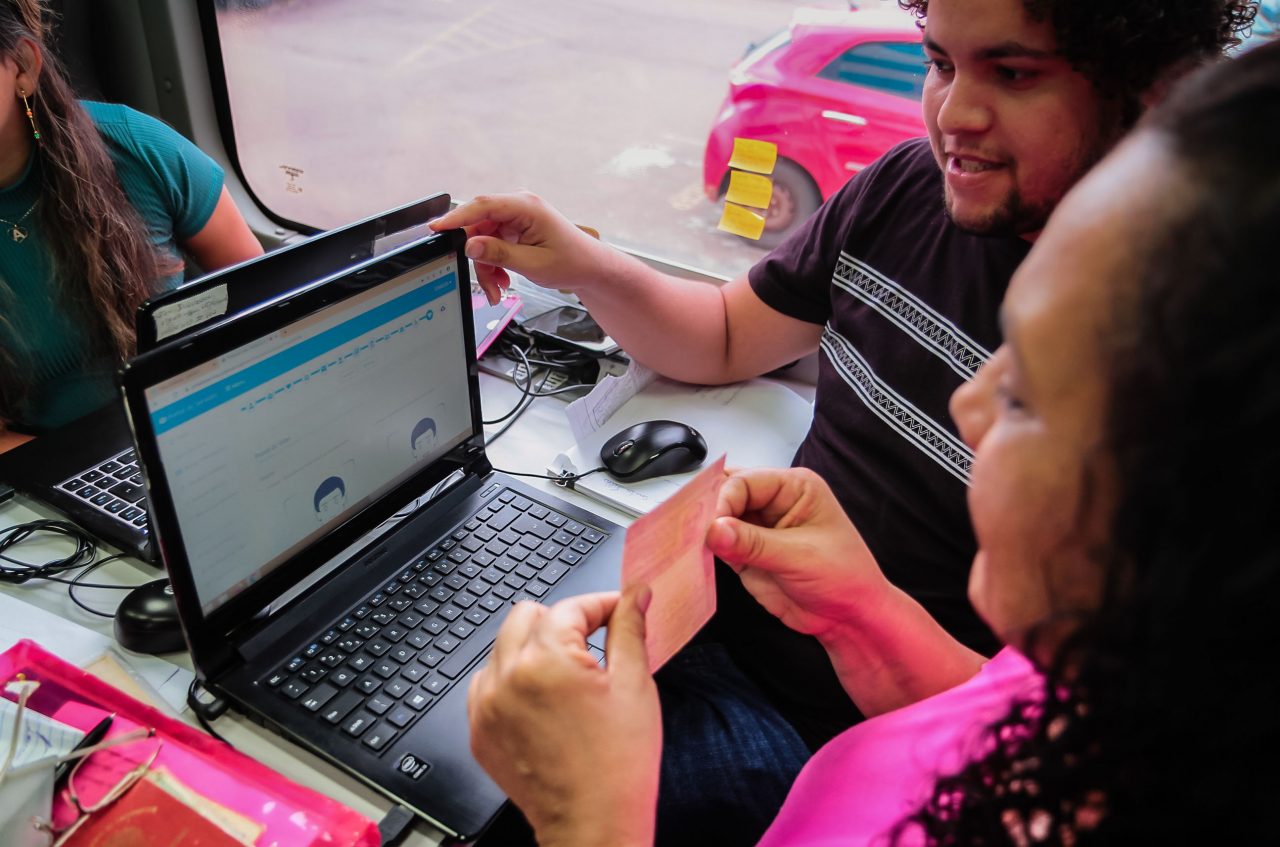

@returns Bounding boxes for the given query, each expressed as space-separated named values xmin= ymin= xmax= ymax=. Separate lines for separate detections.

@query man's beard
xmin=943 ymin=121 xmax=1119 ymax=238
xmin=943 ymin=185 xmax=1057 ymax=238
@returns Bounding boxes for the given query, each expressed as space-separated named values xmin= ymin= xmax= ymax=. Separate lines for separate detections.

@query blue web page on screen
xmin=144 ymin=255 xmax=472 ymax=614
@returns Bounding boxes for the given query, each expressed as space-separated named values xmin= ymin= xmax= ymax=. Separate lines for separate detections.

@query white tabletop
xmin=0 ymin=365 xmax=815 ymax=844
xmin=0 ymin=372 xmax=633 ymax=846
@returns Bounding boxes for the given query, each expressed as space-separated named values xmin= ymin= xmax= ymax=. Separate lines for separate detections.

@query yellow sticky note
xmin=726 ymin=171 xmax=774 ymax=210
xmin=728 ymin=138 xmax=778 ymax=175
xmin=717 ymin=202 xmax=767 ymax=241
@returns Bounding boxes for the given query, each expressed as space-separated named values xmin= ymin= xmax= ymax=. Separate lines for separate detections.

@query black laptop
xmin=0 ymin=193 xmax=450 ymax=561
xmin=119 ymin=231 xmax=624 ymax=839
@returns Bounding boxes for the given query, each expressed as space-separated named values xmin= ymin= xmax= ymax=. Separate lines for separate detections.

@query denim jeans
xmin=653 ymin=643 xmax=813 ymax=847
xmin=476 ymin=643 xmax=812 ymax=847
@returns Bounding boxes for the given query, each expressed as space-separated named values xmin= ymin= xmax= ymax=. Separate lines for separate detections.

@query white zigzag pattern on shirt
xmin=834 ymin=254 xmax=992 ymax=379
xmin=820 ymin=327 xmax=974 ymax=485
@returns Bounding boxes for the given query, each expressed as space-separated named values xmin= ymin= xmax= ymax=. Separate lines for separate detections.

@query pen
xmin=53 ymin=713 xmax=114 ymax=786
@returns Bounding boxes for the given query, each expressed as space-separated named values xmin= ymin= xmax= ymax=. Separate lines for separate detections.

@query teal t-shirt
xmin=0 ymin=100 xmax=224 ymax=431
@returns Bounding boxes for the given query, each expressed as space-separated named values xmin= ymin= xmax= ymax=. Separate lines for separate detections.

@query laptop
xmin=119 ymin=231 xmax=625 ymax=839
xmin=0 ymin=193 xmax=450 ymax=562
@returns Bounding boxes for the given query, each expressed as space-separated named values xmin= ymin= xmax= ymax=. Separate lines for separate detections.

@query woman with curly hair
xmin=465 ymin=41 xmax=1280 ymax=845
xmin=0 ymin=0 xmax=261 ymax=449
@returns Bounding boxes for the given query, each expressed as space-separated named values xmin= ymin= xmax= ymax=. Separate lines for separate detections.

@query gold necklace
xmin=0 ymin=199 xmax=37 ymax=243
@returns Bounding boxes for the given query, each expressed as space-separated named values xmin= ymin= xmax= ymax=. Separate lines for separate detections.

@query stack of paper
xmin=550 ymin=375 xmax=814 ymax=518
xmin=0 ymin=592 xmax=193 ymax=714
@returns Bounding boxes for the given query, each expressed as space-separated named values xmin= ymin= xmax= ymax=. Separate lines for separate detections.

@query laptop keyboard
xmin=260 ymin=488 xmax=608 ymax=753
xmin=58 ymin=448 xmax=149 ymax=533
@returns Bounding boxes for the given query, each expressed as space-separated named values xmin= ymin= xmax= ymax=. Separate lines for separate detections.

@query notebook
xmin=0 ymin=193 xmax=451 ymax=563
xmin=118 ymin=231 xmax=626 ymax=840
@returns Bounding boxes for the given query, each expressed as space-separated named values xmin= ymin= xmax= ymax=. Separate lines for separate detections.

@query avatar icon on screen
xmin=411 ymin=417 xmax=438 ymax=459
xmin=313 ymin=475 xmax=347 ymax=522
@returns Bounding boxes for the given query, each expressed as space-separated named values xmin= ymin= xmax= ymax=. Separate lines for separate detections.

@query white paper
xmin=0 ymin=698 xmax=83 ymax=772
xmin=553 ymin=377 xmax=814 ymax=517
xmin=151 ymin=283 xmax=229 ymax=341
xmin=0 ymin=593 xmax=193 ymax=714
xmin=565 ymin=362 xmax=657 ymax=442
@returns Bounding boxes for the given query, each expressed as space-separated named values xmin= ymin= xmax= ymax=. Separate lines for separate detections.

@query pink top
xmin=758 ymin=648 xmax=1041 ymax=846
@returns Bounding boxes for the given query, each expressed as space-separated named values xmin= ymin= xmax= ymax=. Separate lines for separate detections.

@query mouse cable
xmin=0 ymin=519 xmax=98 ymax=584
xmin=491 ymin=466 xmax=608 ymax=489
xmin=65 ymin=553 xmax=137 ymax=618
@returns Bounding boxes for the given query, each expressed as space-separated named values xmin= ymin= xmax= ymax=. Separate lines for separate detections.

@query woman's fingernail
xmin=465 ymin=241 xmax=482 ymax=259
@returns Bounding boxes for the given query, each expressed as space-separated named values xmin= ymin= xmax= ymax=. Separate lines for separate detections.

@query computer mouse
xmin=599 ymin=419 xmax=708 ymax=482
xmin=114 ymin=578 xmax=186 ymax=655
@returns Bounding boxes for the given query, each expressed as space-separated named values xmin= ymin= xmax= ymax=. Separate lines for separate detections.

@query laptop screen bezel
xmin=120 ymin=231 xmax=488 ymax=673
xmin=135 ymin=193 xmax=451 ymax=352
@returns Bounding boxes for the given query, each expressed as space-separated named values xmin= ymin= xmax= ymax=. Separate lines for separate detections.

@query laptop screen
xmin=142 ymin=251 xmax=471 ymax=614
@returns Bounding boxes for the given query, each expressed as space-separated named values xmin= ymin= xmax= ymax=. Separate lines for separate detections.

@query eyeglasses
xmin=34 ymin=730 xmax=163 ymax=847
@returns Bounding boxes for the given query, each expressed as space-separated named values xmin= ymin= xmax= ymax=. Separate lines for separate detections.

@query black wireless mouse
xmin=114 ymin=578 xmax=186 ymax=655
xmin=599 ymin=419 xmax=708 ymax=482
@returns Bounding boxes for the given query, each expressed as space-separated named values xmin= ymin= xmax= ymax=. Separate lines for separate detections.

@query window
xmin=207 ymin=2 xmax=927 ymax=275
xmin=816 ymin=41 xmax=927 ymax=100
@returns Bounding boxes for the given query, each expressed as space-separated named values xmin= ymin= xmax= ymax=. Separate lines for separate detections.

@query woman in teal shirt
xmin=0 ymin=0 xmax=262 ymax=448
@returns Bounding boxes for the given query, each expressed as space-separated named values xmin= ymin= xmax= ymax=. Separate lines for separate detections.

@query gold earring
xmin=18 ymin=89 xmax=40 ymax=142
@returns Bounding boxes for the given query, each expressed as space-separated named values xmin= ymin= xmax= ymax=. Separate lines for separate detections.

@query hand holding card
xmin=621 ymin=455 xmax=726 ymax=672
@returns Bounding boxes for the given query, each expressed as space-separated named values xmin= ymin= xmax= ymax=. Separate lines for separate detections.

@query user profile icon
xmin=313 ymin=475 xmax=347 ymax=522
xmin=411 ymin=417 xmax=438 ymax=460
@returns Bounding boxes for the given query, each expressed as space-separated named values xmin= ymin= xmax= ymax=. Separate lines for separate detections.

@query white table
xmin=0 ymin=372 xmax=630 ymax=846
xmin=0 ymin=365 xmax=815 ymax=844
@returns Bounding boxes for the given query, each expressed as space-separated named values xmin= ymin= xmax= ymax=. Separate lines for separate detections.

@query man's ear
xmin=12 ymin=36 xmax=43 ymax=96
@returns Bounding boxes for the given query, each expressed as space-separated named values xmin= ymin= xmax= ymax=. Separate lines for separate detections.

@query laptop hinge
xmin=233 ymin=469 xmax=481 ymax=664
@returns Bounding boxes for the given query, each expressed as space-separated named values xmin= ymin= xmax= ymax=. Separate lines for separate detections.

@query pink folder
xmin=0 ymin=640 xmax=379 ymax=847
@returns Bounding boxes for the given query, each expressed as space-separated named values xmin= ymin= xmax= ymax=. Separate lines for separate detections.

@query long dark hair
xmin=0 ymin=0 xmax=178 ymax=419
xmin=899 ymin=43 xmax=1280 ymax=844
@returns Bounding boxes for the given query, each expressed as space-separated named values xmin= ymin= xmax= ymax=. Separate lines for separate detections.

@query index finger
xmin=429 ymin=195 xmax=527 ymax=232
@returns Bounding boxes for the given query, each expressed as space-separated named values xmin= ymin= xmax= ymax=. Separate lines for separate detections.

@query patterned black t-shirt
xmin=720 ymin=137 xmax=1030 ymax=747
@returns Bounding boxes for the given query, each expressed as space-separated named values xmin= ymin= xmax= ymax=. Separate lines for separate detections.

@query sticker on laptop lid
xmin=151 ymin=283 xmax=229 ymax=341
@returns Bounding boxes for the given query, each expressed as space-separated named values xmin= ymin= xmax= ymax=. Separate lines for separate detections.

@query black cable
xmin=378 ymin=804 xmax=417 ymax=846
xmin=492 ymin=466 xmax=609 ymax=486
xmin=0 ymin=519 xmax=98 ymax=584
xmin=482 ymin=345 xmax=545 ymax=426
xmin=187 ymin=678 xmax=233 ymax=746
xmin=483 ymin=393 xmax=535 ymax=447
xmin=483 ymin=343 xmax=595 ymax=425
xmin=66 ymin=554 xmax=134 ymax=618
xmin=527 ymin=381 xmax=598 ymax=398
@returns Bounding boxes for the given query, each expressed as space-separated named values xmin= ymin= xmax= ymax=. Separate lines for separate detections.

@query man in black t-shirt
xmin=435 ymin=2 xmax=1255 ymax=843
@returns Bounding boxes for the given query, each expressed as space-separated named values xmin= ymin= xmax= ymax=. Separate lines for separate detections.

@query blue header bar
xmin=150 ymin=273 xmax=457 ymax=435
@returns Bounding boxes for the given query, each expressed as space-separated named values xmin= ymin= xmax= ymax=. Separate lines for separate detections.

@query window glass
xmin=816 ymin=42 xmax=927 ymax=100
xmin=210 ymin=0 xmax=922 ymax=277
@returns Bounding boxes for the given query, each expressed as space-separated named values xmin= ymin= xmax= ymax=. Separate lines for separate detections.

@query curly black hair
xmin=895 ymin=41 xmax=1280 ymax=845
xmin=898 ymin=0 xmax=1256 ymax=123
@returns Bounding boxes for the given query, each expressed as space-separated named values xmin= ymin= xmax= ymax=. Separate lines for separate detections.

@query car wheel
xmin=757 ymin=159 xmax=821 ymax=249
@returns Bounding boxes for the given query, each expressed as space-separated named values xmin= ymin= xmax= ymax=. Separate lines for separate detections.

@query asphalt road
xmin=216 ymin=0 xmax=857 ymax=279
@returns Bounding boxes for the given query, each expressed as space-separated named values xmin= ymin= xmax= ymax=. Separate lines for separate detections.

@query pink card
xmin=622 ymin=455 xmax=726 ymax=672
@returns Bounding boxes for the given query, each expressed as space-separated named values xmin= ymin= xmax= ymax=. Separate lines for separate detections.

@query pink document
xmin=621 ymin=455 xmax=726 ymax=671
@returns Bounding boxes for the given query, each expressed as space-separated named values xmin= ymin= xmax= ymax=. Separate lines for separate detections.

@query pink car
xmin=703 ymin=7 xmax=927 ymax=247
